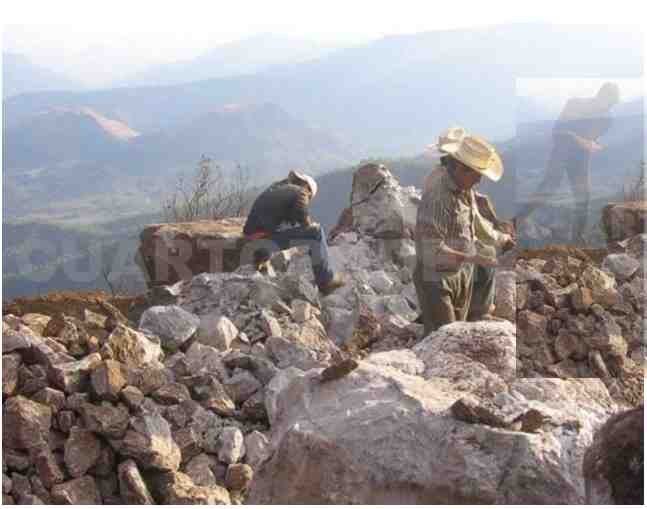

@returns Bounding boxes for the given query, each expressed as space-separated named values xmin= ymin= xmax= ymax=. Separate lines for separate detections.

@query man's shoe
xmin=319 ymin=273 xmax=346 ymax=296
xmin=255 ymin=260 xmax=271 ymax=274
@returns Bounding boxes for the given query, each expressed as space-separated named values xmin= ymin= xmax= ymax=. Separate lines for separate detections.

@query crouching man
xmin=243 ymin=170 xmax=346 ymax=296
xmin=414 ymin=134 xmax=516 ymax=336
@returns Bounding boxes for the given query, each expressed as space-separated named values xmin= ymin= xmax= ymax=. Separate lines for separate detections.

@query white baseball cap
xmin=289 ymin=170 xmax=318 ymax=198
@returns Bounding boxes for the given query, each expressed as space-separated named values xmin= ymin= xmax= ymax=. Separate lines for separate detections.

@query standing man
xmin=515 ymin=82 xmax=620 ymax=243
xmin=243 ymin=170 xmax=346 ymax=296
xmin=414 ymin=134 xmax=516 ymax=336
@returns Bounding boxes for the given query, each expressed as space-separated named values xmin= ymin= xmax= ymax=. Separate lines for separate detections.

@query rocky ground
xmin=2 ymin=164 xmax=644 ymax=504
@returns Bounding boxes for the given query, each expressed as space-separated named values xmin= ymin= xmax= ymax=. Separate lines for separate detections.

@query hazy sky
xmin=3 ymin=0 xmax=646 ymax=86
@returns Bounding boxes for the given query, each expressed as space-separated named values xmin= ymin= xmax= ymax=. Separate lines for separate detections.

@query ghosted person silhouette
xmin=515 ymin=82 xmax=620 ymax=244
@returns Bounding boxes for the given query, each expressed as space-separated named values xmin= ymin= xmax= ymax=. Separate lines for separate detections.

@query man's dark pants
xmin=413 ymin=257 xmax=496 ymax=337
xmin=247 ymin=224 xmax=335 ymax=288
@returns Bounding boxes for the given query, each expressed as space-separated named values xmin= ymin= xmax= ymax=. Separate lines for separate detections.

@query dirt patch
xmin=516 ymin=244 xmax=608 ymax=266
xmin=3 ymin=291 xmax=145 ymax=323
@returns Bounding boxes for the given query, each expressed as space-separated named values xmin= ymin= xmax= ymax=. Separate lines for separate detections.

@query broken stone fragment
xmin=197 ymin=314 xmax=238 ymax=350
xmin=226 ymin=463 xmax=254 ymax=492
xmin=81 ymin=401 xmax=130 ymax=438
xmin=139 ymin=305 xmax=200 ymax=351
xmin=64 ymin=427 xmax=102 ymax=478
xmin=121 ymin=412 xmax=181 ymax=472
xmin=91 ymin=359 xmax=128 ymax=401
xmin=570 ymin=287 xmax=593 ymax=312
xmin=2 ymin=353 xmax=21 ymax=397
xmin=47 ymin=352 xmax=102 ymax=394
xmin=18 ymin=364 xmax=49 ymax=397
xmin=105 ymin=324 xmax=163 ymax=368
xmin=243 ymin=431 xmax=270 ymax=469
xmin=218 ymin=426 xmax=245 ymax=464
xmin=259 ymin=309 xmax=282 ymax=337
xmin=2 ymin=396 xmax=52 ymax=450
xmin=224 ymin=370 xmax=262 ymax=405
xmin=146 ymin=470 xmax=231 ymax=505
xmin=291 ymin=299 xmax=313 ymax=323
xmin=117 ymin=459 xmax=155 ymax=504
xmin=32 ymin=387 xmax=66 ymax=413
xmin=173 ymin=426 xmax=202 ymax=464
xmin=31 ymin=448 xmax=65 ymax=489
xmin=601 ymin=253 xmax=640 ymax=282
xmin=241 ymin=390 xmax=268 ymax=421
xmin=450 ymin=395 xmax=514 ymax=428
xmin=51 ymin=476 xmax=101 ymax=505
xmin=120 ymin=384 xmax=145 ymax=411
xmin=153 ymin=382 xmax=192 ymax=405
xmin=184 ymin=453 xmax=217 ymax=486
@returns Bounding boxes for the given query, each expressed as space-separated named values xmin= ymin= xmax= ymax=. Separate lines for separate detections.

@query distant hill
xmin=3 ymin=102 xmax=357 ymax=221
xmin=2 ymin=52 xmax=84 ymax=98
xmin=4 ymin=23 xmax=642 ymax=154
xmin=114 ymin=34 xmax=337 ymax=88
xmin=3 ymin=107 xmax=138 ymax=171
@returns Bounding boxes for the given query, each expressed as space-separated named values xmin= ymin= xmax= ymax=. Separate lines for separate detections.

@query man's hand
xmin=470 ymin=253 xmax=499 ymax=268
xmin=501 ymin=234 xmax=517 ymax=254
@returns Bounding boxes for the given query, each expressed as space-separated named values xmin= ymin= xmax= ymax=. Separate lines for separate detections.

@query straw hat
xmin=289 ymin=170 xmax=318 ymax=198
xmin=425 ymin=126 xmax=467 ymax=156
xmin=441 ymin=135 xmax=504 ymax=182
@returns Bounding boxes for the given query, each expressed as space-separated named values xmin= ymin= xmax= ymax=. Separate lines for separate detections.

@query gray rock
xmin=31 ymin=448 xmax=64 ymax=488
xmin=153 ymin=383 xmax=192 ymax=405
xmin=259 ymin=310 xmax=282 ymax=337
xmin=265 ymin=335 xmax=321 ymax=371
xmin=47 ymin=352 xmax=102 ymax=394
xmin=601 ymin=253 xmax=640 ymax=282
xmin=51 ymin=476 xmax=101 ymax=504
xmin=2 ymin=327 xmax=34 ymax=354
xmin=64 ymin=427 xmax=102 ymax=478
xmin=291 ymin=299 xmax=312 ymax=323
xmin=2 ymin=396 xmax=52 ymax=449
xmin=218 ymin=426 xmax=245 ymax=464
xmin=244 ymin=431 xmax=271 ymax=469
xmin=185 ymin=342 xmax=229 ymax=381
xmin=32 ymin=387 xmax=66 ymax=413
xmin=139 ymin=305 xmax=200 ymax=351
xmin=184 ymin=453 xmax=217 ymax=486
xmin=250 ymin=332 xmax=616 ymax=504
xmin=120 ymin=385 xmax=145 ymax=411
xmin=223 ymin=371 xmax=262 ymax=405
xmin=494 ymin=271 xmax=516 ymax=321
xmin=198 ymin=315 xmax=238 ymax=350
xmin=2 ymin=353 xmax=21 ymax=397
xmin=121 ymin=412 xmax=181 ymax=472
xmin=118 ymin=459 xmax=155 ymax=504
xmin=81 ymin=401 xmax=130 ymax=438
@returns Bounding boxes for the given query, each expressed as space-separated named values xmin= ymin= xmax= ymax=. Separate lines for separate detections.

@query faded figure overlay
xmin=515 ymin=82 xmax=621 ymax=244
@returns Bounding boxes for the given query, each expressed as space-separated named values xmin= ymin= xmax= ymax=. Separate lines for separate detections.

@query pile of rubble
xmin=3 ymin=163 xmax=643 ymax=504
xmin=2 ymin=300 xmax=275 ymax=504
xmin=512 ymin=238 xmax=645 ymax=406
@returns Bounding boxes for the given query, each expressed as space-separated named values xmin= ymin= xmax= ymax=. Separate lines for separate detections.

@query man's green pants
xmin=413 ymin=252 xmax=496 ymax=337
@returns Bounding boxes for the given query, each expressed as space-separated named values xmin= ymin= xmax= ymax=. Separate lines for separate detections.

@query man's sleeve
xmin=474 ymin=201 xmax=508 ymax=248
xmin=292 ymin=187 xmax=312 ymax=226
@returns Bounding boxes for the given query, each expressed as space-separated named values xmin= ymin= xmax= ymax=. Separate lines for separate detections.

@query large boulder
xmin=583 ymin=405 xmax=644 ymax=504
xmin=137 ymin=218 xmax=246 ymax=287
xmin=248 ymin=323 xmax=618 ymax=504
xmin=601 ymin=201 xmax=647 ymax=243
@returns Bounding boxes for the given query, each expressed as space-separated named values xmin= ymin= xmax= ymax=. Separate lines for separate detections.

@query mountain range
xmin=113 ymin=34 xmax=339 ymax=88
xmin=2 ymin=52 xmax=85 ymax=99
xmin=5 ymin=23 xmax=643 ymax=155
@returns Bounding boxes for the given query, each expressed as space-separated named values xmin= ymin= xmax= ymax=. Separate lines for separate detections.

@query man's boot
xmin=319 ymin=273 xmax=346 ymax=296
